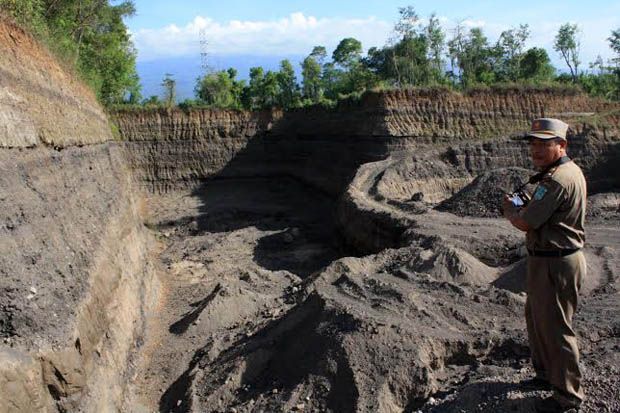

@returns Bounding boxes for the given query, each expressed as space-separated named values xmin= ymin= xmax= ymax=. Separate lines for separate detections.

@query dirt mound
xmin=163 ymin=250 xmax=526 ymax=413
xmin=587 ymin=192 xmax=620 ymax=220
xmin=437 ymin=167 xmax=532 ymax=218
xmin=405 ymin=239 xmax=498 ymax=284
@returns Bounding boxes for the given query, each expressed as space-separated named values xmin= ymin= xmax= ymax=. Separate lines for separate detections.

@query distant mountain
xmin=136 ymin=54 xmax=305 ymax=101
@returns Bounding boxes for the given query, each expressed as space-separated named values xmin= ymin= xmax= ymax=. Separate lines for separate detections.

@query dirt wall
xmin=0 ymin=19 xmax=112 ymax=148
xmin=111 ymin=89 xmax=620 ymax=197
xmin=0 ymin=19 xmax=157 ymax=412
xmin=0 ymin=144 xmax=160 ymax=412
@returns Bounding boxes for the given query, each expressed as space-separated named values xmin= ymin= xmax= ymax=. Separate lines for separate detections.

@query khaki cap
xmin=527 ymin=118 xmax=568 ymax=140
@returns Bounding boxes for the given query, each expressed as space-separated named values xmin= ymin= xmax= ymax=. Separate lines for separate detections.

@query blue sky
xmin=126 ymin=1 xmax=620 ymax=98
xmin=127 ymin=0 xmax=619 ymax=62
xmin=129 ymin=0 xmax=619 ymax=30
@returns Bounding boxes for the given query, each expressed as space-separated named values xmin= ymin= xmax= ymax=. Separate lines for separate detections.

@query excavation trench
xmin=124 ymin=176 xmax=356 ymax=411
xmin=3 ymin=42 xmax=620 ymax=412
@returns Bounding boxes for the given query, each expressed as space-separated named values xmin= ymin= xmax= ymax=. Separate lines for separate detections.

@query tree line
xmin=1 ymin=0 xmax=140 ymax=105
xmin=162 ymin=7 xmax=618 ymax=110
xmin=3 ymin=2 xmax=619 ymax=108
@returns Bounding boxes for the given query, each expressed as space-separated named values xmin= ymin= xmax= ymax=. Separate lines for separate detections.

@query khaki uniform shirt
xmin=521 ymin=161 xmax=587 ymax=250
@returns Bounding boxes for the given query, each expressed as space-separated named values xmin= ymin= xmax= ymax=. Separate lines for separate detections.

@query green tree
xmin=579 ymin=56 xmax=617 ymax=99
xmin=161 ymin=73 xmax=176 ymax=108
xmin=496 ymin=24 xmax=530 ymax=81
xmin=310 ymin=46 xmax=328 ymax=65
xmin=448 ymin=26 xmax=496 ymax=87
xmin=382 ymin=6 xmax=438 ymax=86
xmin=519 ymin=47 xmax=555 ymax=81
xmin=261 ymin=70 xmax=280 ymax=107
xmin=277 ymin=59 xmax=300 ymax=108
xmin=321 ymin=62 xmax=343 ymax=100
xmin=392 ymin=36 xmax=432 ymax=85
xmin=426 ymin=13 xmax=446 ymax=81
xmin=610 ymin=28 xmax=620 ymax=65
xmin=141 ymin=95 xmax=160 ymax=106
xmin=0 ymin=0 xmax=46 ymax=34
xmin=301 ymin=54 xmax=323 ymax=103
xmin=242 ymin=66 xmax=281 ymax=109
xmin=243 ymin=66 xmax=265 ymax=109
xmin=195 ymin=70 xmax=234 ymax=107
xmin=609 ymin=28 xmax=620 ymax=99
xmin=554 ymin=23 xmax=581 ymax=82
xmin=393 ymin=5 xmax=420 ymax=40
xmin=1 ymin=0 xmax=141 ymax=105
xmin=332 ymin=37 xmax=363 ymax=69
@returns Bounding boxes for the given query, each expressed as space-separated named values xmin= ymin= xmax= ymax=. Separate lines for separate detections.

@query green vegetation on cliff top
xmin=1 ymin=0 xmax=140 ymax=106
xmin=2 ymin=2 xmax=620 ymax=110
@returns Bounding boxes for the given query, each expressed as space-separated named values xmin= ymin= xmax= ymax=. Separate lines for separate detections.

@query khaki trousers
xmin=525 ymin=251 xmax=586 ymax=406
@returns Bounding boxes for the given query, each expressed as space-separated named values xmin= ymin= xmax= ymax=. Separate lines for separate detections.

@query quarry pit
xmin=1 ymin=20 xmax=619 ymax=413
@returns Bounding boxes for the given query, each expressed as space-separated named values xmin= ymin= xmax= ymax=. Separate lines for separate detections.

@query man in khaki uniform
xmin=503 ymin=118 xmax=587 ymax=413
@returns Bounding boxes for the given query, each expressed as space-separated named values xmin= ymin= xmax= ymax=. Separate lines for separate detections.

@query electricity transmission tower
xmin=199 ymin=29 xmax=213 ymax=75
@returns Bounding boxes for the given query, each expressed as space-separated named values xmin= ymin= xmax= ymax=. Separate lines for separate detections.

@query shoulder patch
xmin=533 ymin=185 xmax=548 ymax=201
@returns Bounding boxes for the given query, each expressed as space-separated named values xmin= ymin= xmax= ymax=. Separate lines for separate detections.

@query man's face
xmin=529 ymin=138 xmax=565 ymax=168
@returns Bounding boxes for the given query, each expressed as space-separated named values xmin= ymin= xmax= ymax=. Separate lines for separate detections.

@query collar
xmin=528 ymin=156 xmax=570 ymax=184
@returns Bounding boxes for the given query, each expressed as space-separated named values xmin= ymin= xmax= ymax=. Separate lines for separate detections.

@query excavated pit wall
xmin=0 ymin=20 xmax=159 ymax=412
xmin=3 ymin=16 xmax=619 ymax=411
xmin=113 ymin=90 xmax=620 ymax=253
xmin=113 ymin=89 xmax=619 ymax=197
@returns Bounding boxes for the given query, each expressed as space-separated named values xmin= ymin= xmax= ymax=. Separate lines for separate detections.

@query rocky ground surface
xmin=122 ymin=173 xmax=619 ymax=413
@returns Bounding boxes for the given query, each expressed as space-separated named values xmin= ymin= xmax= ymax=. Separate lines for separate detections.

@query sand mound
xmin=162 ymin=250 xmax=526 ymax=413
xmin=437 ymin=167 xmax=532 ymax=218
xmin=587 ymin=192 xmax=620 ymax=220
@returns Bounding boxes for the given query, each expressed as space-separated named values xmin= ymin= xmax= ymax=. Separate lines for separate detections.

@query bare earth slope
xmin=0 ymin=20 xmax=111 ymax=148
xmin=0 ymin=18 xmax=158 ymax=413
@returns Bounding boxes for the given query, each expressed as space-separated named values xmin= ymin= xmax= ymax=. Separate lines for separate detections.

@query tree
xmin=579 ymin=56 xmax=617 ymax=99
xmin=447 ymin=22 xmax=466 ymax=84
xmin=242 ymin=66 xmax=281 ymax=109
xmin=383 ymin=6 xmax=437 ymax=86
xmin=609 ymin=28 xmax=620 ymax=99
xmin=243 ymin=66 xmax=265 ymax=109
xmin=277 ymin=59 xmax=300 ymax=108
xmin=321 ymin=62 xmax=343 ymax=100
xmin=310 ymin=46 xmax=328 ymax=65
xmin=519 ymin=47 xmax=555 ymax=81
xmin=496 ymin=24 xmax=530 ymax=81
xmin=1 ymin=0 xmax=142 ymax=105
xmin=554 ymin=23 xmax=581 ymax=82
xmin=332 ymin=38 xmax=363 ymax=69
xmin=393 ymin=5 xmax=420 ymax=40
xmin=610 ymin=28 xmax=620 ymax=65
xmin=301 ymin=55 xmax=323 ymax=103
xmin=448 ymin=26 xmax=496 ymax=87
xmin=261 ymin=71 xmax=280 ymax=107
xmin=426 ymin=13 xmax=446 ymax=80
xmin=195 ymin=69 xmax=244 ymax=108
xmin=0 ymin=0 xmax=46 ymax=34
xmin=161 ymin=73 xmax=176 ymax=108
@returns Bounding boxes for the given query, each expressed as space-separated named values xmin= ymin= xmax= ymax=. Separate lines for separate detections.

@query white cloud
xmin=132 ymin=12 xmax=392 ymax=61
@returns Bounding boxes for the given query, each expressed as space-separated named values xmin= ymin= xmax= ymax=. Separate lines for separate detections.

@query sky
xmin=126 ymin=0 xmax=620 ymax=98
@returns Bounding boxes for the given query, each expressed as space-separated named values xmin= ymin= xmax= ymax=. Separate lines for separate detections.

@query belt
xmin=527 ymin=248 xmax=580 ymax=257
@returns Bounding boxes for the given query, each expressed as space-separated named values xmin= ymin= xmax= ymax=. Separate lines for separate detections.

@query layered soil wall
xmin=112 ymin=89 xmax=620 ymax=197
xmin=112 ymin=91 xmax=620 ymax=255
xmin=0 ymin=20 xmax=111 ymax=148
xmin=0 ymin=19 xmax=158 ymax=412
